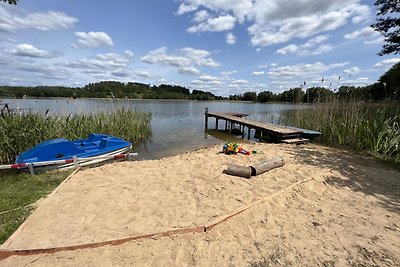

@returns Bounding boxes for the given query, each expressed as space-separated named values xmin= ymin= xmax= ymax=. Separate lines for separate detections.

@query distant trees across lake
xmin=0 ymin=82 xmax=224 ymax=101
xmin=1 ymin=63 xmax=399 ymax=103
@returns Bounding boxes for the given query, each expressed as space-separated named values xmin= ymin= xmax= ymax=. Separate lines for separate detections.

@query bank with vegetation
xmin=0 ymin=109 xmax=152 ymax=164
xmin=283 ymin=101 xmax=400 ymax=163
xmin=1 ymin=63 xmax=399 ymax=103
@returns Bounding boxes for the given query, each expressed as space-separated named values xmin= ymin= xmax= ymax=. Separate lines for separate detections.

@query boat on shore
xmin=14 ymin=133 xmax=132 ymax=172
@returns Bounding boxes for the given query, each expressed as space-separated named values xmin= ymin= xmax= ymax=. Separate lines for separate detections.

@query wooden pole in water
xmin=205 ymin=108 xmax=208 ymax=130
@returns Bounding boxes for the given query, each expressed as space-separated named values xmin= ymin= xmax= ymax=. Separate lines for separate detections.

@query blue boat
xmin=16 ymin=133 xmax=132 ymax=169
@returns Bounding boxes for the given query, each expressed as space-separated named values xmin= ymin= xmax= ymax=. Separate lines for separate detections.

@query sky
xmin=0 ymin=0 xmax=399 ymax=97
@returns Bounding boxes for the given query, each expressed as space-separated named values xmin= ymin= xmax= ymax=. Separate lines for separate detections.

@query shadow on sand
xmin=287 ymin=145 xmax=400 ymax=214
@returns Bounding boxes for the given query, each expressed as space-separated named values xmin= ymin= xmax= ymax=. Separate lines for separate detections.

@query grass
xmin=0 ymin=170 xmax=71 ymax=244
xmin=283 ymin=101 xmax=400 ymax=163
xmin=0 ymin=109 xmax=152 ymax=163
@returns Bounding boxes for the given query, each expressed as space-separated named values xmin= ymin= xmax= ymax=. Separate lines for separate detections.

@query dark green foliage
xmin=371 ymin=0 xmax=400 ymax=55
xmin=378 ymin=62 xmax=400 ymax=99
xmin=242 ymin=91 xmax=257 ymax=102
xmin=278 ymin=87 xmax=305 ymax=103
xmin=304 ymin=87 xmax=335 ymax=103
xmin=1 ymin=0 xmax=17 ymax=4
xmin=0 ymin=82 xmax=221 ymax=100
xmin=257 ymin=91 xmax=275 ymax=103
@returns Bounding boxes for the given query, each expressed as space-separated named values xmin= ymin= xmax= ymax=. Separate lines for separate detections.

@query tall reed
xmin=0 ymin=109 xmax=151 ymax=163
xmin=283 ymin=101 xmax=400 ymax=162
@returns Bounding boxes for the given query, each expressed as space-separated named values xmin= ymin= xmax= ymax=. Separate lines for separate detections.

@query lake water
xmin=4 ymin=99 xmax=308 ymax=159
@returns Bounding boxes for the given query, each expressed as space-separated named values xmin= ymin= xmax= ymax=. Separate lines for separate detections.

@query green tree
xmin=2 ymin=0 xmax=17 ymax=4
xmin=257 ymin=91 xmax=275 ymax=103
xmin=371 ymin=0 xmax=400 ymax=55
xmin=378 ymin=62 xmax=400 ymax=99
xmin=242 ymin=91 xmax=257 ymax=102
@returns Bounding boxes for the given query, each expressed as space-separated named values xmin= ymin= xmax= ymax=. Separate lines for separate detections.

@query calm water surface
xmin=6 ymin=99 xmax=308 ymax=159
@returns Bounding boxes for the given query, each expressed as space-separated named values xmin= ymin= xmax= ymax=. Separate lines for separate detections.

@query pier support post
xmin=248 ymin=127 xmax=251 ymax=140
xmin=215 ymin=118 xmax=219 ymax=130
xmin=205 ymin=108 xmax=208 ymax=129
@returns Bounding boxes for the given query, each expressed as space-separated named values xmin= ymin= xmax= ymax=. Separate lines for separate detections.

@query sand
xmin=0 ymin=142 xmax=399 ymax=266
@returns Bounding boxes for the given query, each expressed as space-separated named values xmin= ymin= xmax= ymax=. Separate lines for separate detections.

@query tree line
xmin=1 ymin=62 xmax=399 ymax=103
xmin=0 ymin=82 xmax=223 ymax=101
xmin=230 ymin=62 xmax=400 ymax=103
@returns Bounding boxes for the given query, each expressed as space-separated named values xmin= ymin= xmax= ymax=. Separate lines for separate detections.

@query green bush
xmin=283 ymin=101 xmax=400 ymax=162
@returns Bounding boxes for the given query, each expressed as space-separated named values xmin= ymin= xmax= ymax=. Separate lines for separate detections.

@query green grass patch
xmin=0 ymin=170 xmax=71 ymax=244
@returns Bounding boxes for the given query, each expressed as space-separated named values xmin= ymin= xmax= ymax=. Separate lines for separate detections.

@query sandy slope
xmin=0 ymin=142 xmax=399 ymax=266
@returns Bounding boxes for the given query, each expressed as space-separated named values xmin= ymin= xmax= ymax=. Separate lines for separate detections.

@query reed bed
xmin=283 ymin=101 xmax=400 ymax=162
xmin=0 ymin=109 xmax=151 ymax=164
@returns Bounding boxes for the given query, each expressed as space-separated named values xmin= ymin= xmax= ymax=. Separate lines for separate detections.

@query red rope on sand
xmin=0 ymin=176 xmax=313 ymax=262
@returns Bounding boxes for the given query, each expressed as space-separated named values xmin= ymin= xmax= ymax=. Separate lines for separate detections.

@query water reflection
xmin=5 ymin=99 xmax=308 ymax=159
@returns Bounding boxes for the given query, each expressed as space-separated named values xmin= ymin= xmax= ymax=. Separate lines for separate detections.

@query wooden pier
xmin=204 ymin=108 xmax=308 ymax=143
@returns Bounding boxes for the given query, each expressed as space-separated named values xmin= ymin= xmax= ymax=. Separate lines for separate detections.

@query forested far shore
xmin=1 ymin=62 xmax=399 ymax=103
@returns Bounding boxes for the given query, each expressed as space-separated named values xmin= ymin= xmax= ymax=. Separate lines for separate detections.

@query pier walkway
xmin=204 ymin=108 xmax=307 ymax=143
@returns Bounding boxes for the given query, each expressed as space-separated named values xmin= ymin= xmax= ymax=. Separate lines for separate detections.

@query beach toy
xmin=222 ymin=142 xmax=239 ymax=155
xmin=239 ymin=147 xmax=250 ymax=155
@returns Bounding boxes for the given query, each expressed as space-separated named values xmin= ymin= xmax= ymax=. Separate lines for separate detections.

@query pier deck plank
xmin=206 ymin=112 xmax=302 ymax=140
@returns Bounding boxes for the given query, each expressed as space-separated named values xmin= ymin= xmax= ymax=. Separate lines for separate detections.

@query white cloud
xmin=268 ymin=61 xmax=349 ymax=79
xmin=176 ymin=0 xmax=371 ymax=47
xmin=124 ymin=50 xmax=134 ymax=58
xmin=276 ymin=44 xmax=298 ymax=55
xmin=344 ymin=66 xmax=361 ymax=75
xmin=226 ymin=32 xmax=236 ymax=45
xmin=374 ymin=58 xmax=400 ymax=68
xmin=141 ymin=47 xmax=220 ymax=74
xmin=221 ymin=70 xmax=237 ymax=76
xmin=276 ymin=35 xmax=332 ymax=56
xmin=0 ymin=6 xmax=77 ymax=32
xmin=193 ymin=10 xmax=210 ymax=22
xmin=232 ymin=79 xmax=249 ymax=84
xmin=177 ymin=0 xmax=252 ymax=23
xmin=10 ymin=44 xmax=53 ymax=58
xmin=251 ymin=71 xmax=264 ymax=76
xmin=364 ymin=37 xmax=384 ymax=45
xmin=344 ymin=26 xmax=379 ymax=40
xmin=187 ymin=15 xmax=236 ymax=33
xmin=176 ymin=3 xmax=198 ymax=15
xmin=179 ymin=66 xmax=200 ymax=74
xmin=66 ymin=51 xmax=133 ymax=70
xmin=73 ymin=32 xmax=114 ymax=48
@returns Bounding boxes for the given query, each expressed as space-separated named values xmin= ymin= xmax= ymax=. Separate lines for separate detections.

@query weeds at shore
xmin=283 ymin=101 xmax=400 ymax=162
xmin=0 ymin=170 xmax=71 ymax=244
xmin=0 ymin=109 xmax=152 ymax=163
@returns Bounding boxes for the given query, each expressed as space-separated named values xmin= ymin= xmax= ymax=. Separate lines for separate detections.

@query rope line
xmin=0 ymin=176 xmax=313 ymax=261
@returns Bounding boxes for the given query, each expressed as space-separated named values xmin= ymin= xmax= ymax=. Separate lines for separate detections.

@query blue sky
xmin=0 ymin=0 xmax=399 ymax=96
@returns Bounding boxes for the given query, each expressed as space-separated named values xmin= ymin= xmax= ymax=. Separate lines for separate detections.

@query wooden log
xmin=225 ymin=164 xmax=252 ymax=178
xmin=250 ymin=157 xmax=284 ymax=176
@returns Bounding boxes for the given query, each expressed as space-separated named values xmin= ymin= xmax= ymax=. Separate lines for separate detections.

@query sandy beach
xmin=0 ymin=142 xmax=399 ymax=266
